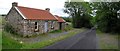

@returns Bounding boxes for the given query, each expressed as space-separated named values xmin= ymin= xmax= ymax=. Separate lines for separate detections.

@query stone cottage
xmin=6 ymin=2 xmax=66 ymax=37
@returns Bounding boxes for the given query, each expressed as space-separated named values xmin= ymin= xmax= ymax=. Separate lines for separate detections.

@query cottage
xmin=6 ymin=2 xmax=66 ymax=37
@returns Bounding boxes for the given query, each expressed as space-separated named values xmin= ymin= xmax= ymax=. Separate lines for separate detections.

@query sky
xmin=0 ymin=0 xmax=69 ymax=17
xmin=0 ymin=0 xmax=90 ymax=17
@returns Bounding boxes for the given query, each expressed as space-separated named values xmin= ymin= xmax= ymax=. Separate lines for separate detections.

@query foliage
xmin=62 ymin=17 xmax=72 ymax=22
xmin=49 ymin=30 xmax=62 ymax=33
xmin=91 ymin=2 xmax=120 ymax=33
xmin=2 ymin=26 xmax=84 ymax=49
xmin=90 ymin=17 xmax=96 ymax=26
xmin=22 ymin=29 xmax=83 ymax=49
xmin=97 ymin=30 xmax=118 ymax=49
xmin=64 ymin=23 xmax=73 ymax=31
xmin=0 ymin=16 xmax=6 ymax=25
xmin=0 ymin=31 xmax=2 ymax=51
xmin=2 ymin=31 xmax=22 ymax=49
xmin=64 ymin=2 xmax=93 ymax=28
xmin=0 ymin=16 xmax=2 ymax=24
xmin=4 ymin=23 xmax=17 ymax=35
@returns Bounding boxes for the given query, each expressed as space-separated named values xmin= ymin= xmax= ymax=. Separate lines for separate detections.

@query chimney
xmin=45 ymin=8 xmax=50 ymax=12
xmin=12 ymin=2 xmax=18 ymax=7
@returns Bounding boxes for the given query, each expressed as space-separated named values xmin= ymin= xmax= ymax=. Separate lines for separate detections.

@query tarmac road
xmin=44 ymin=28 xmax=98 ymax=49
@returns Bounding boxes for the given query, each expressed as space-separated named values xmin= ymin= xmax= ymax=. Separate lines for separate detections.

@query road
xmin=43 ymin=28 xmax=98 ymax=49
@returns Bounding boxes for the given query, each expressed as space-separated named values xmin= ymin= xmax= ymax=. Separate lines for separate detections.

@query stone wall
xmin=23 ymin=20 xmax=59 ymax=36
xmin=6 ymin=7 xmax=25 ymax=36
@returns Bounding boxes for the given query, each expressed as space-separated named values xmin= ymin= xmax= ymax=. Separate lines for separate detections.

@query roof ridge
xmin=16 ymin=6 xmax=57 ymax=20
xmin=18 ymin=6 xmax=46 ymax=11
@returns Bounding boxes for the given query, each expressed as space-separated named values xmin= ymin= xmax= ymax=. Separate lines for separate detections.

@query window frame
xmin=35 ymin=21 xmax=38 ymax=31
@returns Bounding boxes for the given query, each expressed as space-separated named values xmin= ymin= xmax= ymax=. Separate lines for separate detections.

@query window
xmin=35 ymin=22 xmax=38 ymax=31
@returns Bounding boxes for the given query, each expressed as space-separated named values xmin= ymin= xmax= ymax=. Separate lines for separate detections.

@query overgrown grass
xmin=0 ymin=16 xmax=2 ymax=24
xmin=1 ymin=16 xmax=23 ymax=49
xmin=64 ymin=23 xmax=73 ymax=31
xmin=0 ymin=16 xmax=6 ymax=25
xmin=0 ymin=16 xmax=3 ymax=51
xmin=2 ymin=31 xmax=22 ymax=49
xmin=22 ymin=29 xmax=83 ymax=49
xmin=49 ymin=30 xmax=62 ymax=33
xmin=0 ymin=31 xmax=2 ymax=51
xmin=2 ymin=28 xmax=85 ymax=49
xmin=97 ymin=30 xmax=118 ymax=49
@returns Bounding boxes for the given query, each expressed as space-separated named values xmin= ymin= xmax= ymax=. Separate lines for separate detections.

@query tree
xmin=62 ymin=17 xmax=72 ymax=22
xmin=64 ymin=2 xmax=93 ymax=28
xmin=91 ymin=2 xmax=120 ymax=33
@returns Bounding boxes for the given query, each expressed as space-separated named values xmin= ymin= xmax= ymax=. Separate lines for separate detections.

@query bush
xmin=64 ymin=23 xmax=73 ymax=31
xmin=4 ymin=23 xmax=17 ymax=35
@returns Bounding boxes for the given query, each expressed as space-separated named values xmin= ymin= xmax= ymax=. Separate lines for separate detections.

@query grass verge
xmin=0 ymin=31 xmax=2 ymax=51
xmin=97 ymin=30 xmax=119 ymax=49
xmin=2 ymin=31 xmax=22 ymax=49
xmin=49 ymin=30 xmax=62 ymax=33
xmin=22 ymin=29 xmax=84 ymax=49
xmin=0 ymin=16 xmax=2 ymax=24
xmin=2 ymin=28 xmax=85 ymax=49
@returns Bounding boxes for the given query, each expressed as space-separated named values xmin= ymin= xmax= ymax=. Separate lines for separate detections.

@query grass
xmin=97 ymin=30 xmax=119 ymax=49
xmin=64 ymin=23 xmax=73 ymax=31
xmin=0 ymin=16 xmax=3 ymax=51
xmin=2 ymin=28 xmax=85 ymax=49
xmin=1 ymin=16 xmax=22 ymax=49
xmin=0 ymin=16 xmax=2 ymax=24
xmin=0 ymin=16 xmax=6 ymax=25
xmin=2 ymin=31 xmax=22 ymax=49
xmin=22 ymin=29 xmax=83 ymax=49
xmin=0 ymin=31 xmax=2 ymax=51
xmin=24 ymin=30 xmax=62 ymax=38
xmin=1 ymin=16 xmax=84 ymax=49
xmin=49 ymin=30 xmax=62 ymax=33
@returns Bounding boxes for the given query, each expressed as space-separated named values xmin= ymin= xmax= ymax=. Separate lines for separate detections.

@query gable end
xmin=15 ymin=7 xmax=26 ymax=19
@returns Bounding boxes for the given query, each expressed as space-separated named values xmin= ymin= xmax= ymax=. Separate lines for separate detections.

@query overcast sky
xmin=0 ymin=0 xmax=91 ymax=17
xmin=0 ymin=0 xmax=70 ymax=17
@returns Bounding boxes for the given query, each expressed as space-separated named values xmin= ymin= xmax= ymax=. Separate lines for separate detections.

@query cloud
xmin=0 ymin=0 xmax=69 ymax=17
xmin=51 ymin=8 xmax=69 ymax=17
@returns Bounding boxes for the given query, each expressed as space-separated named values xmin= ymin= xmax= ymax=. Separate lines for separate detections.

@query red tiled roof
xmin=17 ymin=6 xmax=57 ymax=20
xmin=55 ymin=15 xmax=66 ymax=22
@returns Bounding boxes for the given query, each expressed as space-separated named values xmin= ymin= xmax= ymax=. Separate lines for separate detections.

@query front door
xmin=44 ymin=21 xmax=48 ymax=33
xmin=59 ymin=23 xmax=62 ymax=30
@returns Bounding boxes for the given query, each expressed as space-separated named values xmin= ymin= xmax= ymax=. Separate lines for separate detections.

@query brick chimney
xmin=12 ymin=2 xmax=18 ymax=7
xmin=45 ymin=8 xmax=50 ymax=12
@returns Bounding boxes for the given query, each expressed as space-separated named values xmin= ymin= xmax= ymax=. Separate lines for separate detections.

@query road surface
xmin=43 ymin=28 xmax=98 ymax=49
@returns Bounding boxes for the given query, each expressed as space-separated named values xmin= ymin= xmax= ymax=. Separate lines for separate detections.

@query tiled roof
xmin=17 ymin=6 xmax=57 ymax=20
xmin=55 ymin=15 xmax=66 ymax=22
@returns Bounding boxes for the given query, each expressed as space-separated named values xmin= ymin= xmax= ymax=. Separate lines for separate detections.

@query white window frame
xmin=35 ymin=22 xmax=38 ymax=31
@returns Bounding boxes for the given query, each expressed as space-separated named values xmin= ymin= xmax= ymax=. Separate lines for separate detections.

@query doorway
xmin=44 ymin=21 xmax=48 ymax=33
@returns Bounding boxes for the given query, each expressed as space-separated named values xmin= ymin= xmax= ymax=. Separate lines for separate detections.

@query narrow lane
xmin=44 ymin=29 xmax=97 ymax=49
xmin=69 ymin=30 xmax=97 ymax=49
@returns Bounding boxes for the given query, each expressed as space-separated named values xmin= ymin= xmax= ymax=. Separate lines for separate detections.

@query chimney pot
xmin=45 ymin=8 xmax=50 ymax=12
xmin=12 ymin=2 xmax=18 ymax=7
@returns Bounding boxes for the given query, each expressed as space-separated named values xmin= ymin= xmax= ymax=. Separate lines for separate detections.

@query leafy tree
xmin=62 ymin=17 xmax=72 ymax=22
xmin=64 ymin=2 xmax=93 ymax=28
xmin=91 ymin=2 xmax=120 ymax=33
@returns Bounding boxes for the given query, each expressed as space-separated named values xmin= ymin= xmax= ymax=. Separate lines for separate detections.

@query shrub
xmin=4 ymin=23 xmax=17 ymax=35
xmin=64 ymin=23 xmax=73 ymax=31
